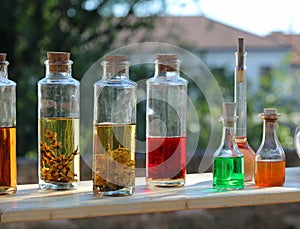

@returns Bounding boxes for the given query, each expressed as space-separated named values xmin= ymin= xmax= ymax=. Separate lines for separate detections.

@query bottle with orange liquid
xmin=0 ymin=53 xmax=17 ymax=195
xmin=234 ymin=38 xmax=255 ymax=181
xmin=255 ymin=108 xmax=285 ymax=186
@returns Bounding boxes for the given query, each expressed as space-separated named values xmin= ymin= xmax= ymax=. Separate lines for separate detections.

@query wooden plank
xmin=1 ymin=167 xmax=300 ymax=223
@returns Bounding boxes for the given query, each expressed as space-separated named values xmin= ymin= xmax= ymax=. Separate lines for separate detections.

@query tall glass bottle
xmin=38 ymin=52 xmax=80 ymax=190
xmin=146 ymin=54 xmax=188 ymax=187
xmin=255 ymin=108 xmax=285 ymax=186
xmin=93 ymin=55 xmax=136 ymax=196
xmin=234 ymin=38 xmax=255 ymax=181
xmin=213 ymin=102 xmax=244 ymax=190
xmin=0 ymin=53 xmax=17 ymax=195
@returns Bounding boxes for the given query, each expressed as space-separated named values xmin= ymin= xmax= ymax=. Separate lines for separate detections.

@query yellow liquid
xmin=0 ymin=127 xmax=17 ymax=194
xmin=93 ymin=123 xmax=136 ymax=196
xmin=39 ymin=118 xmax=80 ymax=189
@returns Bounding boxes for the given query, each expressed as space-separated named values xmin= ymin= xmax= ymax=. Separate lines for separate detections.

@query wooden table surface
xmin=1 ymin=167 xmax=300 ymax=223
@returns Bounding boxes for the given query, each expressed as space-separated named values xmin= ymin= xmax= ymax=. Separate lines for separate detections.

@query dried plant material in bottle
xmin=93 ymin=123 xmax=135 ymax=195
xmin=39 ymin=118 xmax=80 ymax=186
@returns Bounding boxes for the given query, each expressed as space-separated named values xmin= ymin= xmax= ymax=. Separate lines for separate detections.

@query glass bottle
xmin=93 ymin=55 xmax=136 ymax=196
xmin=255 ymin=108 xmax=285 ymax=186
xmin=0 ymin=53 xmax=17 ymax=195
xmin=213 ymin=102 xmax=244 ymax=190
xmin=234 ymin=38 xmax=255 ymax=181
xmin=146 ymin=54 xmax=188 ymax=187
xmin=38 ymin=52 xmax=80 ymax=190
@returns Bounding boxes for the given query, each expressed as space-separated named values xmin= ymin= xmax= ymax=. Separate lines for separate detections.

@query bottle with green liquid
xmin=213 ymin=102 xmax=244 ymax=190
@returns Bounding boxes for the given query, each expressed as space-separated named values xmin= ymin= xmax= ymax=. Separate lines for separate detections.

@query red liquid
xmin=236 ymin=136 xmax=255 ymax=181
xmin=147 ymin=137 xmax=186 ymax=181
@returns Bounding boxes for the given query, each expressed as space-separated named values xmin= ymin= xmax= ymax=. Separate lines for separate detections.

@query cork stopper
xmin=260 ymin=108 xmax=280 ymax=120
xmin=0 ymin=53 xmax=7 ymax=62
xmin=104 ymin=55 xmax=128 ymax=62
xmin=47 ymin=51 xmax=71 ymax=73
xmin=238 ymin=38 xmax=245 ymax=53
xmin=156 ymin=54 xmax=179 ymax=72
xmin=236 ymin=38 xmax=246 ymax=83
xmin=223 ymin=102 xmax=236 ymax=118
xmin=103 ymin=55 xmax=129 ymax=75
xmin=0 ymin=53 xmax=8 ymax=65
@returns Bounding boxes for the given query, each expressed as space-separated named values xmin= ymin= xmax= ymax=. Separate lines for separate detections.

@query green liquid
xmin=213 ymin=156 xmax=244 ymax=190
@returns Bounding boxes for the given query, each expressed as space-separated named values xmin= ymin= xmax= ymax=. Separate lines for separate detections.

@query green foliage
xmin=0 ymin=0 xmax=164 ymax=157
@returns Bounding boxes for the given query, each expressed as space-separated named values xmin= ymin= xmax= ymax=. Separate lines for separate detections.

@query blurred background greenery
xmin=1 ymin=0 xmax=299 ymax=171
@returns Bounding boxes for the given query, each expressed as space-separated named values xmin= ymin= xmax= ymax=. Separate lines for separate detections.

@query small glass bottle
xmin=93 ymin=55 xmax=137 ymax=196
xmin=255 ymin=108 xmax=285 ymax=186
xmin=0 ymin=53 xmax=17 ymax=195
xmin=234 ymin=38 xmax=255 ymax=181
xmin=38 ymin=52 xmax=80 ymax=190
xmin=146 ymin=54 xmax=188 ymax=187
xmin=213 ymin=102 xmax=244 ymax=190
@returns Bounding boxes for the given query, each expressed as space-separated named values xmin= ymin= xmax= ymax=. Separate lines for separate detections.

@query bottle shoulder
xmin=147 ymin=75 xmax=188 ymax=85
xmin=94 ymin=77 xmax=137 ymax=88
xmin=38 ymin=76 xmax=79 ymax=86
xmin=214 ymin=144 xmax=243 ymax=157
xmin=0 ymin=78 xmax=16 ymax=87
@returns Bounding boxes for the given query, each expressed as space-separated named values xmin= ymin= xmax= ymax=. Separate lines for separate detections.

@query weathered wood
xmin=1 ymin=167 xmax=300 ymax=223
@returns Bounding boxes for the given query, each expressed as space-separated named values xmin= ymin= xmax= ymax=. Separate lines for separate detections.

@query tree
xmin=0 ymin=0 xmax=165 ymax=157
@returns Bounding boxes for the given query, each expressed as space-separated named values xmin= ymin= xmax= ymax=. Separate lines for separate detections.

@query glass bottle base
xmin=0 ymin=186 xmax=17 ymax=195
xmin=93 ymin=186 xmax=134 ymax=197
xmin=146 ymin=178 xmax=185 ymax=187
xmin=213 ymin=184 xmax=244 ymax=191
xmin=39 ymin=180 xmax=78 ymax=191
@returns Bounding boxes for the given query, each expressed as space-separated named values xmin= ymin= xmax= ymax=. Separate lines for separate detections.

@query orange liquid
xmin=236 ymin=136 xmax=255 ymax=181
xmin=255 ymin=160 xmax=285 ymax=186
xmin=0 ymin=127 xmax=17 ymax=194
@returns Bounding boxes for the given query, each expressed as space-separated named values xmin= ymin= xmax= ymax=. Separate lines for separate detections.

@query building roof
xmin=117 ymin=16 xmax=291 ymax=52
xmin=267 ymin=32 xmax=300 ymax=66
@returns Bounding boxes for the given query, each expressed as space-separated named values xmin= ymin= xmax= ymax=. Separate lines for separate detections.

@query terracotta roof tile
xmin=116 ymin=16 xmax=291 ymax=51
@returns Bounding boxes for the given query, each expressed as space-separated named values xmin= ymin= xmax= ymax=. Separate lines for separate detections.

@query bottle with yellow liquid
xmin=38 ymin=52 xmax=80 ymax=190
xmin=0 ymin=53 xmax=17 ymax=195
xmin=93 ymin=55 xmax=137 ymax=196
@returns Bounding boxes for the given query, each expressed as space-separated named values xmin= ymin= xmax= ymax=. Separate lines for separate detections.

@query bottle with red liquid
xmin=0 ymin=53 xmax=17 ymax=195
xmin=146 ymin=54 xmax=188 ymax=187
xmin=234 ymin=38 xmax=255 ymax=181
xmin=255 ymin=108 xmax=285 ymax=186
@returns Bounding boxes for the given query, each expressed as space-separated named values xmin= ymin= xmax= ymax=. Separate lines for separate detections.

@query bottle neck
xmin=262 ymin=119 xmax=278 ymax=144
xmin=0 ymin=63 xmax=8 ymax=79
xmin=154 ymin=60 xmax=180 ymax=78
xmin=234 ymin=51 xmax=247 ymax=137
xmin=221 ymin=119 xmax=236 ymax=149
xmin=102 ymin=61 xmax=130 ymax=80
xmin=45 ymin=60 xmax=73 ymax=79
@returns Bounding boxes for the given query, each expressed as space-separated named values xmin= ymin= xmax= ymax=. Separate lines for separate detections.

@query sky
xmin=165 ymin=0 xmax=300 ymax=36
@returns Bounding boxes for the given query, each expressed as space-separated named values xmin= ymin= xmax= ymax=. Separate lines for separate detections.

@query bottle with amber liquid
xmin=255 ymin=108 xmax=285 ymax=186
xmin=93 ymin=55 xmax=137 ymax=196
xmin=0 ymin=53 xmax=17 ymax=195
xmin=146 ymin=54 xmax=188 ymax=187
xmin=38 ymin=52 xmax=80 ymax=190
xmin=234 ymin=38 xmax=255 ymax=181
xmin=213 ymin=102 xmax=244 ymax=190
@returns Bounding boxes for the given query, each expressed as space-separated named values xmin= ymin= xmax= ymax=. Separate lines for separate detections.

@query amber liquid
xmin=236 ymin=136 xmax=255 ymax=182
xmin=147 ymin=136 xmax=186 ymax=187
xmin=0 ymin=127 xmax=17 ymax=194
xmin=39 ymin=118 xmax=80 ymax=190
xmin=255 ymin=160 xmax=285 ymax=186
xmin=93 ymin=123 xmax=136 ymax=196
